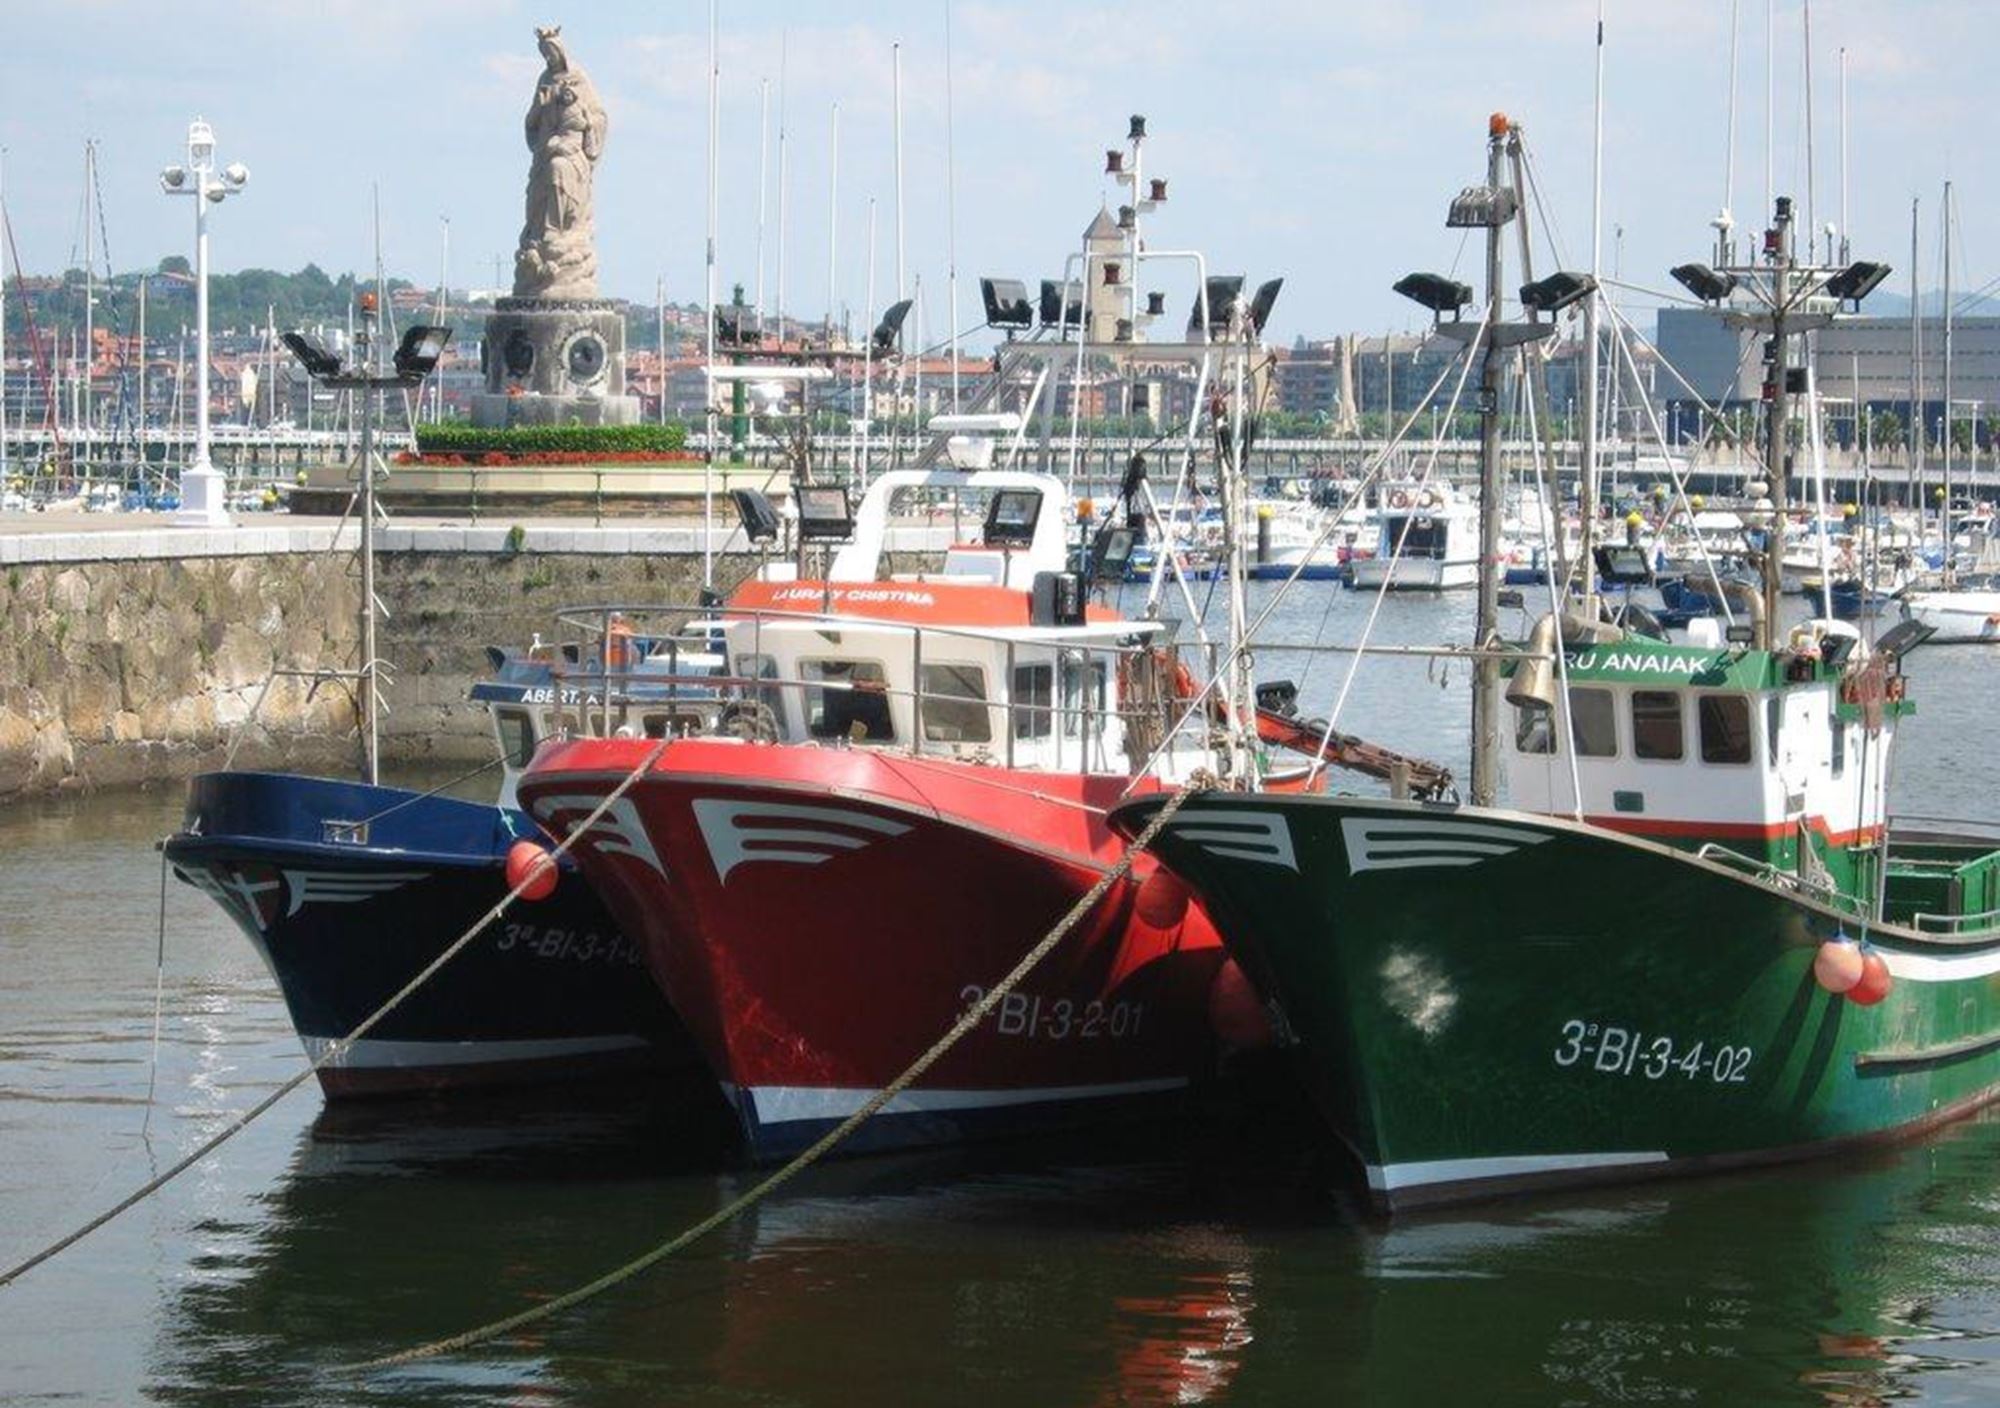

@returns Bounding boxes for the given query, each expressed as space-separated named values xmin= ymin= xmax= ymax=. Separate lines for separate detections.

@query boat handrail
xmin=1911 ymin=904 xmax=2000 ymax=934
xmin=1694 ymin=842 xmax=1871 ymax=917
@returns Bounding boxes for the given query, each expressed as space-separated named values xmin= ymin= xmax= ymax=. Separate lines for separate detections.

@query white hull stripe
xmin=1366 ymin=1149 xmax=1670 ymax=1192
xmin=736 ymin=1077 xmax=1189 ymax=1126
xmin=299 ymin=1033 xmax=651 ymax=1069
xmin=528 ymin=793 xmax=670 ymax=878
xmin=1342 ymin=816 xmax=1549 ymax=875
xmin=1881 ymin=947 xmax=2000 ymax=983
xmin=693 ymin=799 xmax=912 ymax=883
xmin=1167 ymin=809 xmax=1298 ymax=871
xmin=283 ymin=869 xmax=427 ymax=916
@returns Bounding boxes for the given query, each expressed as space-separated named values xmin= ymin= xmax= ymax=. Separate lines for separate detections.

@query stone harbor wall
xmin=0 ymin=522 xmax=943 ymax=801
xmin=0 ymin=547 xmax=362 ymax=797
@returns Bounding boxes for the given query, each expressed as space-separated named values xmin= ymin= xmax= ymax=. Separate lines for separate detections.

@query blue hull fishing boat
xmin=165 ymin=768 xmax=698 ymax=1096
xmin=164 ymin=631 xmax=728 ymax=1097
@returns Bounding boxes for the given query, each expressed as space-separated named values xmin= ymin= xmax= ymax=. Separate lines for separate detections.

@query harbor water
xmin=5 ymin=583 xmax=2000 ymax=1406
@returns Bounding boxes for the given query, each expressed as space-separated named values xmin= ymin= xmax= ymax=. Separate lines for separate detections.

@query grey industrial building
xmin=1656 ymin=307 xmax=2000 ymax=449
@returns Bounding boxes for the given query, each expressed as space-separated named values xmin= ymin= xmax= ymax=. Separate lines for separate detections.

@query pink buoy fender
xmin=1812 ymin=936 xmax=1865 ymax=994
xmin=505 ymin=839 xmax=559 ymax=902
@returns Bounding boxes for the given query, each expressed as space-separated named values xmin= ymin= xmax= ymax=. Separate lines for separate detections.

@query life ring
xmin=1389 ymin=489 xmax=1411 ymax=509
xmin=1418 ymin=488 xmax=1441 ymax=509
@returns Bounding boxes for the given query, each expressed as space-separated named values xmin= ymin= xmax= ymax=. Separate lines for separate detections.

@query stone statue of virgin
xmin=514 ymin=25 xmax=608 ymax=300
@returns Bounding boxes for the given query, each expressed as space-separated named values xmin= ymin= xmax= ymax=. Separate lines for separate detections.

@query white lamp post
xmin=161 ymin=116 xmax=247 ymax=526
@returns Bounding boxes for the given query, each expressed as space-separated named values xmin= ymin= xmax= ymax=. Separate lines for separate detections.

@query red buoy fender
xmin=505 ymin=839 xmax=559 ymax=902
xmin=1133 ymin=866 xmax=1193 ymax=930
xmin=1846 ymin=950 xmax=1893 ymax=1006
xmin=1208 ymin=958 xmax=1274 ymax=1049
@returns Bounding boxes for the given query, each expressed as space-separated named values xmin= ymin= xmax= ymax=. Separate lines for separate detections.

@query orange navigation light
xmin=1489 ymin=111 xmax=1511 ymax=137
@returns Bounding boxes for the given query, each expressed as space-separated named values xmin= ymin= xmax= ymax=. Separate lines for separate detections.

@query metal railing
xmin=541 ymin=598 xmax=1215 ymax=780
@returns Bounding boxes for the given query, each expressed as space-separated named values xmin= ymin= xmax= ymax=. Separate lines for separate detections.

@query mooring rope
xmin=142 ymin=845 xmax=169 ymax=1136
xmin=343 ymin=771 xmax=1216 ymax=1373
xmin=0 ymin=738 xmax=671 ymax=1292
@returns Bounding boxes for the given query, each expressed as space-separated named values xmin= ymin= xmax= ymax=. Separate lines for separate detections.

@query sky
xmin=0 ymin=0 xmax=1992 ymax=343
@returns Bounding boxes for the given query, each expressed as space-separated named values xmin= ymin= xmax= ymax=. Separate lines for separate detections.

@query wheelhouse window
xmin=1698 ymin=694 xmax=1754 ymax=765
xmin=1387 ymin=516 xmax=1448 ymax=559
xmin=1631 ymin=690 xmax=1685 ymax=760
xmin=733 ymin=653 xmax=784 ymax=720
xmin=1830 ymin=711 xmax=1846 ymax=778
xmin=1765 ymin=696 xmax=1782 ymax=765
xmin=1012 ymin=663 xmax=1053 ymax=741
xmin=1060 ymin=655 xmax=1109 ymax=739
xmin=1514 ymin=705 xmax=1555 ymax=755
xmin=1570 ymin=687 xmax=1617 ymax=757
xmin=801 ymin=659 xmax=894 ymax=741
xmin=920 ymin=663 xmax=992 ymax=743
xmin=494 ymin=707 xmax=536 ymax=767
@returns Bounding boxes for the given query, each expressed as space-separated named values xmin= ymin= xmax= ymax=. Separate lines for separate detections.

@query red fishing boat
xmin=518 ymin=449 xmax=1292 ymax=1156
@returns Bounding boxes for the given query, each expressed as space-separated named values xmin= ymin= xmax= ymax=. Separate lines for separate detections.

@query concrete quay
xmin=0 ymin=510 xmax=950 ymax=800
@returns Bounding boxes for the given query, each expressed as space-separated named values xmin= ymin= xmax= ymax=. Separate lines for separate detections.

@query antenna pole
xmin=945 ymin=0 xmax=960 ymax=409
xmin=1803 ymin=0 xmax=1817 ymax=248
xmin=1837 ymin=47 xmax=1849 ymax=261
xmin=861 ymin=195 xmax=877 ymax=491
xmin=703 ymin=0 xmax=720 ymax=589
xmin=1764 ymin=0 xmax=1775 ymax=224
xmin=893 ymin=42 xmax=906 ymax=303
xmin=1581 ymin=1 xmax=1605 ymax=605
xmin=826 ymin=102 xmax=840 ymax=344
xmin=1723 ymin=0 xmax=1739 ymax=262
xmin=755 ymin=77 xmax=769 ymax=334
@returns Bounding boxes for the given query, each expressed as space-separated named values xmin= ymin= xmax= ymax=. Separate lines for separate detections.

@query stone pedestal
xmin=470 ymin=297 xmax=643 ymax=428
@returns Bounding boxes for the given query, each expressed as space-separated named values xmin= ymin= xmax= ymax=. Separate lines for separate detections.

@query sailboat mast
xmin=1942 ymin=179 xmax=1954 ymax=583
xmin=83 ymin=140 xmax=93 ymax=467
xmin=1910 ymin=196 xmax=1922 ymax=507
xmin=1469 ymin=114 xmax=1509 ymax=808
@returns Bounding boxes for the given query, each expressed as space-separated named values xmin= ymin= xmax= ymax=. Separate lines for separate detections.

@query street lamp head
xmin=187 ymin=117 xmax=215 ymax=171
xmin=222 ymin=162 xmax=249 ymax=188
xmin=204 ymin=187 xmax=227 ymax=204
xmin=160 ymin=165 xmax=187 ymax=190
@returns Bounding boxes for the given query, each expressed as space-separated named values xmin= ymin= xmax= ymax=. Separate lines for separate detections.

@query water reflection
xmin=6 ymin=618 xmax=2000 ymax=1404
xmin=125 ymin=1085 xmax=2000 ymax=1406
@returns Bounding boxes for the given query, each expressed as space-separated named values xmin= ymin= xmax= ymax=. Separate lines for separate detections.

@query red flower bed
xmin=396 ymin=450 xmax=707 ymax=466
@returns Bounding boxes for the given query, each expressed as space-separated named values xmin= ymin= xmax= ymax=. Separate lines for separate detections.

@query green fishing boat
xmin=1115 ymin=128 xmax=2000 ymax=1211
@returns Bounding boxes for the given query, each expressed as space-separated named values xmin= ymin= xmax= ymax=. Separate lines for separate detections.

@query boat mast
xmin=1763 ymin=197 xmax=1794 ymax=645
xmin=1580 ymin=0 xmax=1607 ymax=604
xmin=1469 ymin=114 xmax=1509 ymax=807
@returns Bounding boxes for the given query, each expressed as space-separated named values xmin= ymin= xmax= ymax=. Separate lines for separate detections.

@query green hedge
xmin=414 ymin=422 xmax=689 ymax=456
